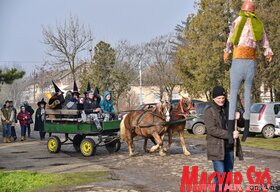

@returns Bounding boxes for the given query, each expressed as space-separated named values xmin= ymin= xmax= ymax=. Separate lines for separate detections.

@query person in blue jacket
xmin=100 ymin=90 xmax=115 ymax=120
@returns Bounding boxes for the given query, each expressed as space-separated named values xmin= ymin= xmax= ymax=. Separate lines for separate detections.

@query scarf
xmin=231 ymin=10 xmax=264 ymax=45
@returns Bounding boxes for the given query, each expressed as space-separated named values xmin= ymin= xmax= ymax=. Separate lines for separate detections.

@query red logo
xmin=180 ymin=166 xmax=271 ymax=192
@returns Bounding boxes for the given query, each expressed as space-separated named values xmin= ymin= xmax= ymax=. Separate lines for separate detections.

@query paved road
xmin=1 ymin=128 xmax=280 ymax=192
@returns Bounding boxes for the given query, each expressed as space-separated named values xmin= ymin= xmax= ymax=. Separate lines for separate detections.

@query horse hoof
xmin=129 ymin=152 xmax=135 ymax=156
xmin=159 ymin=151 xmax=166 ymax=156
xmin=184 ymin=151 xmax=191 ymax=156
xmin=129 ymin=152 xmax=140 ymax=156
xmin=145 ymin=149 xmax=152 ymax=153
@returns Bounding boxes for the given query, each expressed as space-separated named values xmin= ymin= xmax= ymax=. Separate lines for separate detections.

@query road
xmin=1 ymin=130 xmax=280 ymax=192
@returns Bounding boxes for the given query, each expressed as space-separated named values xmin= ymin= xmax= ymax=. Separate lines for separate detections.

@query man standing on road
xmin=204 ymin=86 xmax=244 ymax=192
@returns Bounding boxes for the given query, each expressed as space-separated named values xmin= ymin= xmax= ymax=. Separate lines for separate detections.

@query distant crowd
xmin=0 ymin=100 xmax=34 ymax=143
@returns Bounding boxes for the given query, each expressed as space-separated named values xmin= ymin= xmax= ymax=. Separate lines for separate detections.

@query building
xmin=21 ymin=62 xmax=89 ymax=104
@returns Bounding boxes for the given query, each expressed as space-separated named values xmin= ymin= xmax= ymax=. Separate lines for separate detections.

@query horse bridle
xmin=162 ymin=101 xmax=171 ymax=122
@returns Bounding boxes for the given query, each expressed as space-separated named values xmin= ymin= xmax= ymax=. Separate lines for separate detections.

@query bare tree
xmin=0 ymin=79 xmax=29 ymax=107
xmin=144 ymin=34 xmax=181 ymax=101
xmin=42 ymin=15 xmax=93 ymax=81
xmin=115 ymin=40 xmax=146 ymax=78
xmin=113 ymin=40 xmax=146 ymax=109
xmin=33 ymin=65 xmax=55 ymax=94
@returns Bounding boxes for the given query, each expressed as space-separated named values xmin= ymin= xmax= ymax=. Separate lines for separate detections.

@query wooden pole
xmin=234 ymin=119 xmax=237 ymax=160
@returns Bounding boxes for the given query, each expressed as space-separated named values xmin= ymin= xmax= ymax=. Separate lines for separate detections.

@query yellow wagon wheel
xmin=80 ymin=138 xmax=96 ymax=157
xmin=47 ymin=136 xmax=61 ymax=153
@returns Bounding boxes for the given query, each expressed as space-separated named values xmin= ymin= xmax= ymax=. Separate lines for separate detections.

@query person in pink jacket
xmin=17 ymin=106 xmax=31 ymax=141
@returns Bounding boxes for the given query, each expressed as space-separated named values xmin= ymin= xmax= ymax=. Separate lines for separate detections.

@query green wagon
xmin=44 ymin=109 xmax=121 ymax=157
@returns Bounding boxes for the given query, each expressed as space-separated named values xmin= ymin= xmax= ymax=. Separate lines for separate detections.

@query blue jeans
xmin=21 ymin=125 xmax=27 ymax=137
xmin=3 ymin=124 xmax=11 ymax=138
xmin=229 ymin=59 xmax=256 ymax=120
xmin=212 ymin=150 xmax=234 ymax=192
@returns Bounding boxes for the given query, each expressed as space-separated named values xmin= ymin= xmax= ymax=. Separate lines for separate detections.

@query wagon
xmin=44 ymin=109 xmax=121 ymax=157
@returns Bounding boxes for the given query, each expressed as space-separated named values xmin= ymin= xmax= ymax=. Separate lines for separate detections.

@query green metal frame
xmin=44 ymin=120 xmax=121 ymax=134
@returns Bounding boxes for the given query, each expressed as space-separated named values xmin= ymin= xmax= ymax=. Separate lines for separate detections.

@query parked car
xmin=246 ymin=102 xmax=280 ymax=138
xmin=171 ymin=99 xmax=203 ymax=109
xmin=185 ymin=101 xmax=212 ymax=135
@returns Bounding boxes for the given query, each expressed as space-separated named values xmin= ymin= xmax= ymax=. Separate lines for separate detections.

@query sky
xmin=0 ymin=0 xmax=196 ymax=74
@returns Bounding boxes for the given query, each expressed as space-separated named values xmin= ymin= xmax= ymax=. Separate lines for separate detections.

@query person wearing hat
xmin=83 ymin=89 xmax=102 ymax=130
xmin=9 ymin=100 xmax=18 ymax=141
xmin=83 ymin=81 xmax=92 ymax=99
xmin=48 ymin=81 xmax=65 ymax=109
xmin=100 ymin=90 xmax=115 ymax=121
xmin=23 ymin=101 xmax=34 ymax=138
xmin=204 ymin=86 xmax=244 ymax=192
xmin=1 ymin=100 xmax=14 ymax=143
xmin=34 ymin=98 xmax=47 ymax=140
xmin=224 ymin=0 xmax=273 ymax=143
xmin=17 ymin=105 xmax=31 ymax=141
xmin=66 ymin=81 xmax=81 ymax=110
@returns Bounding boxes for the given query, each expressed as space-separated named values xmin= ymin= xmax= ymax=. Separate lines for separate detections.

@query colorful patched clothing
xmin=224 ymin=14 xmax=273 ymax=58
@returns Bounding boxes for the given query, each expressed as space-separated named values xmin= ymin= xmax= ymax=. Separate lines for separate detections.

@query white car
xmin=248 ymin=102 xmax=280 ymax=138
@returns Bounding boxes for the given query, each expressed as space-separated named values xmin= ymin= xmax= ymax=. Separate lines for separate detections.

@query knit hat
xmin=212 ymin=86 xmax=226 ymax=98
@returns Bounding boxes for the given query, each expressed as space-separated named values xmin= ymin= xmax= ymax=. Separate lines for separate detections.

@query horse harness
xmin=174 ymin=99 xmax=190 ymax=119
xmin=130 ymin=110 xmax=167 ymax=137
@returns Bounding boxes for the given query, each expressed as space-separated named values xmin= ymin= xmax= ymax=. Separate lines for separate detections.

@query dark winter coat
xmin=100 ymin=91 xmax=115 ymax=113
xmin=17 ymin=111 xmax=31 ymax=126
xmin=83 ymin=98 xmax=100 ymax=114
xmin=34 ymin=107 xmax=45 ymax=131
xmin=11 ymin=107 xmax=17 ymax=123
xmin=49 ymin=94 xmax=65 ymax=109
xmin=204 ymin=100 xmax=243 ymax=161
xmin=24 ymin=104 xmax=34 ymax=124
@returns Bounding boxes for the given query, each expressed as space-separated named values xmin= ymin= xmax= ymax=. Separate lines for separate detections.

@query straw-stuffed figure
xmin=224 ymin=0 xmax=273 ymax=143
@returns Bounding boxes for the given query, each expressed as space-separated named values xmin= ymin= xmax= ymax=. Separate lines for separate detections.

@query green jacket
xmin=1 ymin=108 xmax=14 ymax=125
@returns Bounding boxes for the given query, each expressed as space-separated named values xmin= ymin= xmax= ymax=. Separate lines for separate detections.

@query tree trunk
xmin=205 ymin=91 xmax=210 ymax=101
xmin=274 ymin=88 xmax=280 ymax=101
xmin=270 ymin=87 xmax=274 ymax=102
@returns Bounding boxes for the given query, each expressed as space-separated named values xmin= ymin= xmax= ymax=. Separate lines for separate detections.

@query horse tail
xmin=120 ymin=114 xmax=127 ymax=141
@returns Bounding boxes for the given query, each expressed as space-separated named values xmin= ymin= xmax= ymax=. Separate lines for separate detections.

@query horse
xmin=120 ymin=101 xmax=171 ymax=156
xmin=165 ymin=97 xmax=193 ymax=156
xmin=142 ymin=97 xmax=193 ymax=156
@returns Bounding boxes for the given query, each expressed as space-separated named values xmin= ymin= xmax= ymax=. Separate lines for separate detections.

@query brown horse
xmin=164 ymin=97 xmax=193 ymax=156
xmin=120 ymin=101 xmax=171 ymax=156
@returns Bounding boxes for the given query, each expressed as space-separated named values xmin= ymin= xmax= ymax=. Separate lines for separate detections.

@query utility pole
xmin=139 ymin=60 xmax=142 ymax=104
xmin=33 ymin=69 xmax=36 ymax=104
